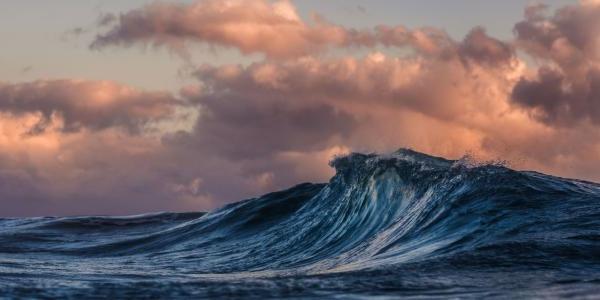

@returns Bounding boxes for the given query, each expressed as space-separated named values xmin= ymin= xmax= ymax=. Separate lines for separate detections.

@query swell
xmin=1 ymin=149 xmax=600 ymax=275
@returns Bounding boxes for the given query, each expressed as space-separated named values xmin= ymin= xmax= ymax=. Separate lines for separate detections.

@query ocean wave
xmin=2 ymin=149 xmax=600 ymax=298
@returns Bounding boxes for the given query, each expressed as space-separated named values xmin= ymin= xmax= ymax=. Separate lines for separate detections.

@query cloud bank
xmin=3 ymin=0 xmax=600 ymax=216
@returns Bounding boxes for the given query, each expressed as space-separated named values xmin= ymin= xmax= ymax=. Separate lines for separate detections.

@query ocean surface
xmin=1 ymin=149 xmax=600 ymax=299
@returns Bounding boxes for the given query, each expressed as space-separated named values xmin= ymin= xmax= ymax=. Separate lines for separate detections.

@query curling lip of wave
xmin=1 ymin=148 xmax=600 ymax=298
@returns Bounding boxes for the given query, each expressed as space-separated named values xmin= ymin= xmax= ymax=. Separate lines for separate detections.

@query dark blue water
xmin=2 ymin=149 xmax=600 ymax=299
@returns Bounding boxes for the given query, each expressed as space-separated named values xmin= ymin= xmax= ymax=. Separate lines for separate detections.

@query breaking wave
xmin=2 ymin=149 xmax=600 ymax=298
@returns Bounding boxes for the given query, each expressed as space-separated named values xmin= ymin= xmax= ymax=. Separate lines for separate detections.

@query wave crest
xmin=2 ymin=149 xmax=600 ymax=276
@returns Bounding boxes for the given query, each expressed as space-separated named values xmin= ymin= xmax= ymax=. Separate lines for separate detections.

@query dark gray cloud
xmin=511 ymin=1 xmax=600 ymax=126
xmin=512 ymin=67 xmax=600 ymax=126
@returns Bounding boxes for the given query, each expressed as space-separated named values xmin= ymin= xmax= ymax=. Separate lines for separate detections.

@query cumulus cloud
xmin=187 ymin=32 xmax=516 ymax=127
xmin=511 ymin=1 xmax=600 ymax=126
xmin=459 ymin=27 xmax=515 ymax=66
xmin=0 ymin=129 xmax=231 ymax=216
xmin=91 ymin=0 xmax=515 ymax=61
xmin=5 ymin=0 xmax=600 ymax=217
xmin=0 ymin=80 xmax=180 ymax=134
xmin=167 ymin=94 xmax=356 ymax=159
xmin=90 ymin=0 xmax=345 ymax=58
xmin=153 ymin=46 xmax=523 ymax=200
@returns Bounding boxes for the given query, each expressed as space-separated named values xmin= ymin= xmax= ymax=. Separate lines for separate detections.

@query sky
xmin=0 ymin=0 xmax=574 ymax=91
xmin=1 ymin=0 xmax=600 ymax=217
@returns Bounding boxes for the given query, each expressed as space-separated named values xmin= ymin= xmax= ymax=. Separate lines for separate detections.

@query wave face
xmin=2 ymin=149 xmax=600 ymax=298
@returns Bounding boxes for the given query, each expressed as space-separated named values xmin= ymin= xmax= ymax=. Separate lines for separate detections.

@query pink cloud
xmin=91 ymin=0 xmax=345 ymax=58
xmin=92 ymin=0 xmax=513 ymax=61
xmin=3 ymin=1 xmax=600 ymax=216
xmin=0 ymin=80 xmax=180 ymax=134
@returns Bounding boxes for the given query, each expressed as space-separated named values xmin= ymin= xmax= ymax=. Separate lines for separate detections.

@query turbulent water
xmin=2 ymin=149 xmax=600 ymax=299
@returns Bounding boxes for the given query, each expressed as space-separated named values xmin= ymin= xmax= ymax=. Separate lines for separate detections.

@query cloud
xmin=511 ymin=1 xmax=600 ymax=126
xmin=5 ymin=1 xmax=600 ymax=217
xmin=0 ymin=80 xmax=180 ymax=134
xmin=167 ymin=92 xmax=356 ymax=159
xmin=188 ymin=37 xmax=516 ymax=126
xmin=91 ymin=0 xmax=515 ymax=61
xmin=91 ymin=0 xmax=346 ymax=58
xmin=161 ymin=47 xmax=524 ymax=194
xmin=0 ymin=122 xmax=204 ymax=216
xmin=459 ymin=27 xmax=515 ymax=66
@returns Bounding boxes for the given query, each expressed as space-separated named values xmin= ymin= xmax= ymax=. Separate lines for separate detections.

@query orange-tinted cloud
xmin=91 ymin=0 xmax=514 ymax=61
xmin=0 ymin=80 xmax=180 ymax=134
xmin=3 ymin=1 xmax=600 ymax=217
xmin=91 ymin=0 xmax=345 ymax=58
